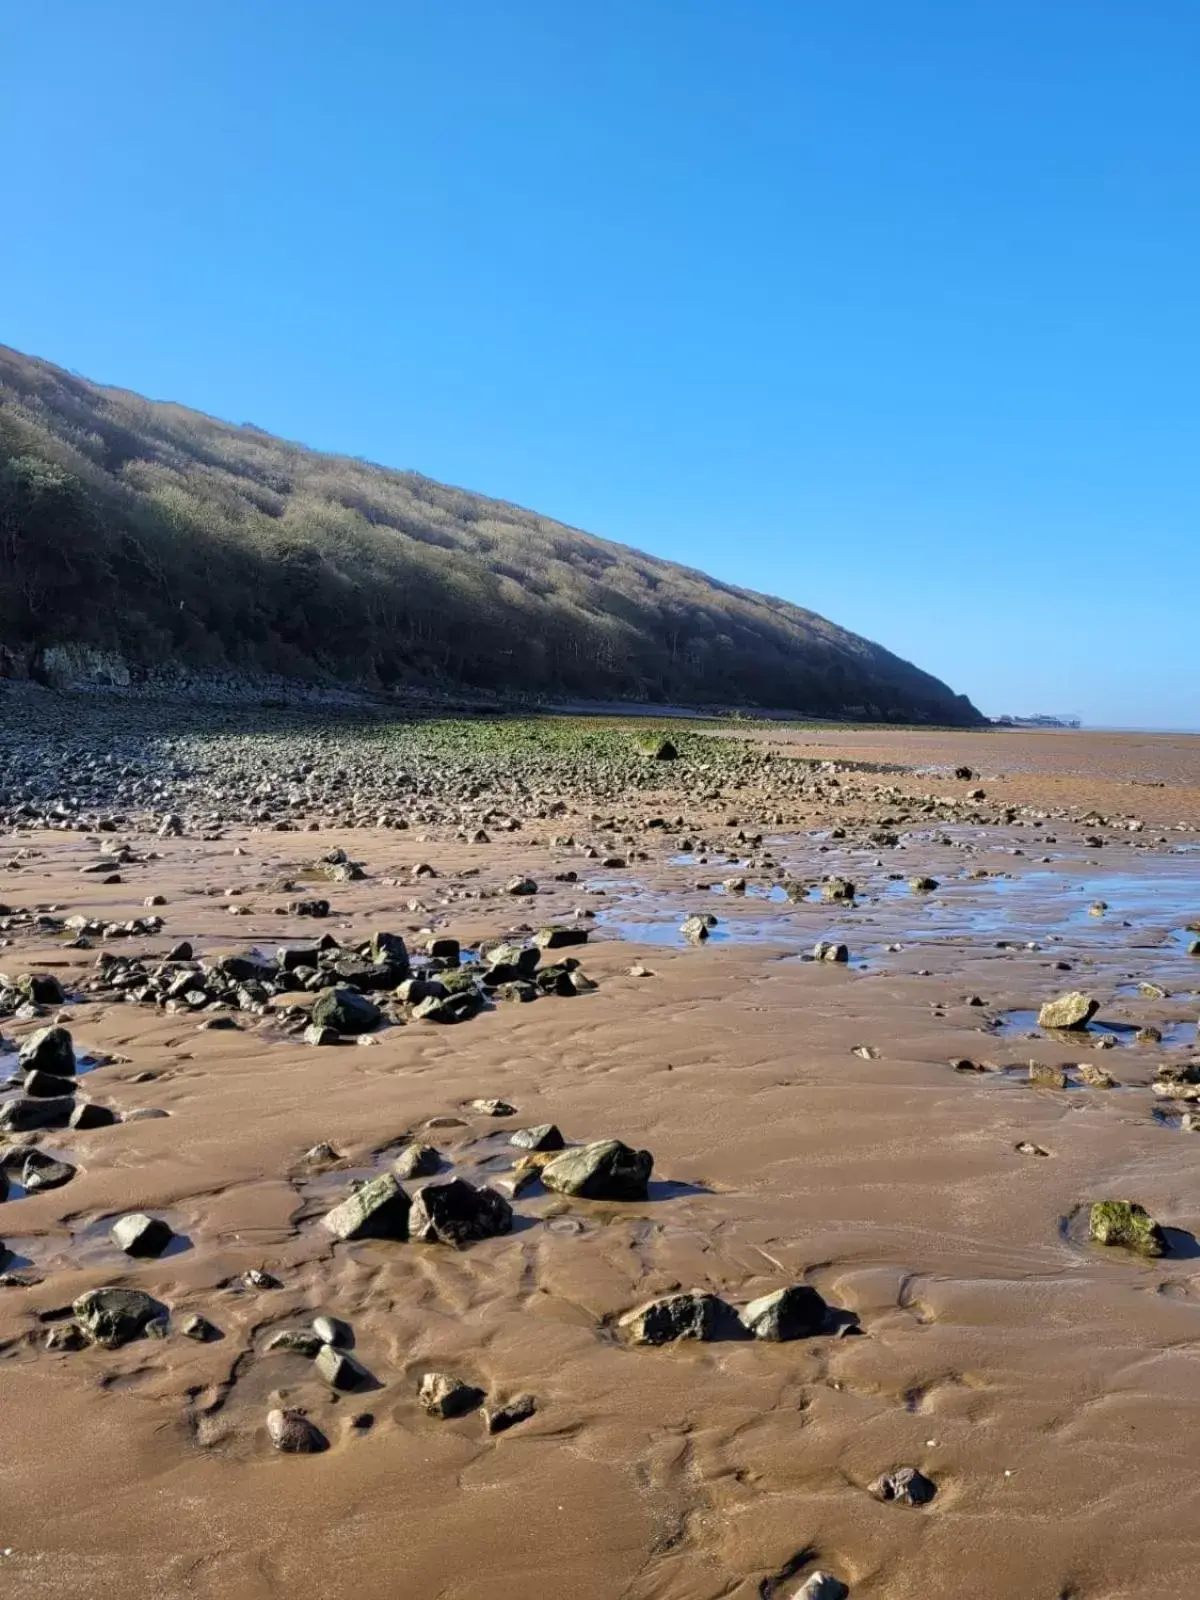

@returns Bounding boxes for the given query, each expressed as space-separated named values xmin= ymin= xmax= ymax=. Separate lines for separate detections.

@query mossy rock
xmin=1089 ymin=1199 xmax=1165 ymax=1257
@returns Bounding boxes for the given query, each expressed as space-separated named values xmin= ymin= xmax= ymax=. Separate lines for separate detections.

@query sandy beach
xmin=2 ymin=712 xmax=1199 ymax=1599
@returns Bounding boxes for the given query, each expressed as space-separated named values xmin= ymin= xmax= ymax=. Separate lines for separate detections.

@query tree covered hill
xmin=0 ymin=345 xmax=981 ymax=722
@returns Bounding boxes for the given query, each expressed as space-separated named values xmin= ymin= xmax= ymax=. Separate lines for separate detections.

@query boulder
xmin=69 ymin=1101 xmax=117 ymax=1129
xmin=267 ymin=1408 xmax=328 ymax=1453
xmin=541 ymin=1139 xmax=652 ymax=1201
xmin=1089 ymin=1199 xmax=1166 ymax=1257
xmin=418 ymin=1371 xmax=484 ymax=1418
xmin=23 ymin=1069 xmax=79 ymax=1098
xmin=739 ymin=1285 xmax=828 ymax=1341
xmin=22 ymin=1152 xmax=76 ymax=1193
xmin=111 ymin=1212 xmax=175 ymax=1257
xmin=315 ymin=1343 xmax=369 ymax=1390
xmin=16 ymin=974 xmax=64 ymax=1005
xmin=369 ymin=931 xmax=410 ymax=975
xmin=813 ymin=941 xmax=849 ymax=964
xmin=323 ymin=1172 xmax=411 ymax=1241
xmin=619 ymin=1291 xmax=736 ymax=1345
xmin=394 ymin=1144 xmax=440 ymax=1179
xmin=1037 ymin=991 xmax=1098 ymax=1030
xmin=534 ymin=926 xmax=588 ymax=950
xmin=408 ymin=1179 xmax=513 ymax=1248
xmin=310 ymin=986 xmax=381 ymax=1035
xmin=510 ymin=1123 xmax=565 ymax=1152
xmin=73 ymin=1287 xmax=168 ymax=1348
xmin=680 ymin=914 xmax=711 ymax=943
xmin=505 ymin=876 xmax=538 ymax=896
xmin=413 ymin=990 xmax=482 ymax=1023
xmin=0 ymin=1095 xmax=75 ymax=1132
xmin=17 ymin=1025 xmax=75 ymax=1075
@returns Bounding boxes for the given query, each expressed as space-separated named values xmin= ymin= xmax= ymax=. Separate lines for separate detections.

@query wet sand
xmin=2 ymin=721 xmax=1200 ymax=1598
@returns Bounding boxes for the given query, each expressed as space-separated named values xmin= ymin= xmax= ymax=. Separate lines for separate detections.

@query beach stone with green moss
xmin=1089 ymin=1199 xmax=1165 ymax=1256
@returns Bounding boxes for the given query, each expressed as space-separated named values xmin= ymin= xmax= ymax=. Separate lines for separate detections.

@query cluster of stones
xmin=0 ymin=1024 xmax=116 ymax=1135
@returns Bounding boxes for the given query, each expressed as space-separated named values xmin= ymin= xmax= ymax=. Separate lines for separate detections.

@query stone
xmin=310 ymin=986 xmax=381 ymax=1035
xmin=46 ymin=1322 xmax=88 ymax=1351
xmin=1077 ymin=1062 xmax=1117 ymax=1088
xmin=484 ymin=1393 xmax=537 ymax=1433
xmin=111 ymin=1212 xmax=175 ymax=1257
xmin=312 ymin=1314 xmax=352 ymax=1347
xmin=418 ymin=1371 xmax=484 ymax=1418
xmin=265 ymin=1328 xmax=323 ymax=1357
xmin=680 ymin=913 xmax=711 ymax=943
xmin=424 ymin=936 xmax=461 ymax=963
xmin=407 ymin=1179 xmax=513 ymax=1247
xmin=619 ymin=1291 xmax=735 ymax=1345
xmin=69 ymin=1101 xmax=117 ymax=1129
xmin=1089 ymin=1200 xmax=1166 ymax=1257
xmin=541 ymin=1139 xmax=653 ymax=1200
xmin=510 ymin=1123 xmax=565 ymax=1152
xmin=21 ymin=1152 xmax=76 ymax=1193
xmin=908 ymin=875 xmax=939 ymax=892
xmin=0 ymin=1095 xmax=75 ymax=1132
xmin=322 ymin=1172 xmax=411 ymax=1241
xmin=739 ymin=1285 xmax=829 ymax=1341
xmin=303 ymin=1023 xmax=339 ymax=1046
xmin=369 ymin=931 xmax=410 ymax=973
xmin=17 ymin=973 xmax=64 ymax=1005
xmin=394 ymin=1144 xmax=440 ymax=1179
xmin=468 ymin=1098 xmax=517 ymax=1117
xmin=1037 ymin=990 xmax=1098 ymax=1030
xmin=534 ymin=926 xmax=588 ymax=950
xmin=1029 ymin=1062 xmax=1069 ymax=1089
xmin=813 ymin=941 xmax=849 ymax=963
xmin=23 ymin=1069 xmax=79 ymax=1098
xmin=315 ymin=1343 xmax=368 ymax=1389
xmin=870 ymin=1465 xmax=937 ymax=1505
xmin=266 ymin=1408 xmax=328 ymax=1453
xmin=413 ymin=990 xmax=482 ymax=1023
xmin=820 ymin=877 xmax=855 ymax=902
xmin=505 ymin=876 xmax=538 ymax=896
xmin=17 ymin=1025 xmax=75 ymax=1075
xmin=182 ymin=1313 xmax=220 ymax=1341
xmin=789 ymin=1574 xmax=849 ymax=1600
xmin=73 ymin=1287 xmax=168 ymax=1348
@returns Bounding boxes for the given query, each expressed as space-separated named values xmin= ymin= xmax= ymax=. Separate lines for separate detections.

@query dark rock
xmin=267 ymin=1407 xmax=328 ymax=1453
xmin=16 ymin=974 xmax=64 ymax=1005
xmin=315 ymin=1343 xmax=369 ymax=1389
xmin=484 ymin=1393 xmax=537 ymax=1433
xmin=870 ymin=1465 xmax=937 ymax=1505
xmin=510 ymin=1123 xmax=565 ymax=1152
xmin=418 ymin=1371 xmax=484 ymax=1418
xmin=412 ymin=990 xmax=482 ymax=1023
xmin=265 ymin=1328 xmax=323 ymax=1356
xmin=739 ymin=1285 xmax=829 ymax=1340
xmin=312 ymin=1314 xmax=352 ymax=1347
xmin=111 ymin=1212 xmax=175 ymax=1257
xmin=69 ymin=1101 xmax=117 ymax=1129
xmin=534 ymin=926 xmax=588 ymax=950
xmin=310 ymin=986 xmax=381 ymax=1035
xmin=394 ymin=1144 xmax=440 ymax=1179
xmin=0 ymin=1095 xmax=75 ymax=1132
xmin=21 ymin=1152 xmax=76 ymax=1193
xmin=182 ymin=1313 xmax=221 ymax=1341
xmin=17 ymin=1025 xmax=75 ymax=1075
xmin=408 ymin=1179 xmax=513 ymax=1248
xmin=619 ymin=1291 xmax=736 ymax=1345
xmin=504 ymin=876 xmax=538 ymax=896
xmin=73 ymin=1287 xmax=168 ymax=1348
xmin=323 ymin=1172 xmax=411 ymax=1241
xmin=22 ymin=1069 xmax=79 ymax=1098
xmin=541 ymin=1139 xmax=653 ymax=1200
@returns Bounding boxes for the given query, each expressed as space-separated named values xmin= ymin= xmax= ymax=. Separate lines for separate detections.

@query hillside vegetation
xmin=0 ymin=345 xmax=980 ymax=723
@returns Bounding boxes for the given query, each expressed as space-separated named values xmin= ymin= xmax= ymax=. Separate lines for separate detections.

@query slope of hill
xmin=0 ymin=345 xmax=981 ymax=723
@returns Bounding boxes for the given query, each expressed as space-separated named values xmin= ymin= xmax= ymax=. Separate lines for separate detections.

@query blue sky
xmin=3 ymin=1 xmax=1197 ymax=726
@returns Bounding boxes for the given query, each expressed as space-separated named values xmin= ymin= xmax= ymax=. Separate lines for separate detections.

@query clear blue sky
xmin=3 ymin=2 xmax=1197 ymax=726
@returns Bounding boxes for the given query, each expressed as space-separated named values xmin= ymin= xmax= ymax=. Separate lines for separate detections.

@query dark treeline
xmin=0 ymin=346 xmax=981 ymax=723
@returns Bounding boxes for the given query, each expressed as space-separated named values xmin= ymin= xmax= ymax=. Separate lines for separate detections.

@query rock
xmin=1089 ymin=1199 xmax=1166 ymax=1257
xmin=322 ymin=1172 xmax=411 ymax=1241
xmin=73 ymin=1287 xmax=168 ymax=1348
xmin=17 ymin=973 xmax=64 ymax=1005
xmin=1015 ymin=1140 xmax=1049 ymax=1157
xmin=650 ymin=737 xmax=678 ymax=761
xmin=0 ymin=1095 xmax=75 ymax=1132
xmin=820 ymin=877 xmax=855 ymax=902
xmin=418 ymin=1371 xmax=484 ymax=1418
xmin=908 ymin=875 xmax=939 ymax=892
xmin=680 ymin=913 xmax=711 ymax=943
xmin=954 ymin=765 xmax=974 ymax=780
xmin=1028 ymin=1062 xmax=1068 ymax=1089
xmin=158 ymin=813 xmax=184 ymax=837
xmin=167 ymin=940 xmax=194 ymax=961
xmin=315 ymin=1343 xmax=368 ymax=1389
xmin=182 ymin=1313 xmax=220 ymax=1341
xmin=510 ymin=1123 xmax=564 ymax=1152
xmin=310 ymin=986 xmax=381 ymax=1035
xmin=484 ymin=1393 xmax=537 ymax=1433
xmin=407 ymin=1179 xmax=513 ymax=1247
xmin=424 ymin=936 xmax=461 ymax=963
xmin=111 ymin=1212 xmax=175 ymax=1257
xmin=1037 ymin=990 xmax=1098 ymax=1030
xmin=468 ymin=1098 xmax=517 ymax=1117
xmin=312 ymin=1314 xmax=352 ymax=1347
xmin=813 ymin=941 xmax=849 ymax=964
xmin=265 ymin=1328 xmax=324 ymax=1357
xmin=505 ymin=876 xmax=538 ymax=896
xmin=534 ymin=926 xmax=588 ymax=950
xmin=739 ymin=1285 xmax=828 ymax=1340
xmin=46 ymin=1322 xmax=88 ymax=1351
xmin=21 ymin=1152 xmax=76 ymax=1193
xmin=394 ymin=1144 xmax=440 ymax=1179
xmin=23 ymin=1069 xmax=79 ymax=1098
xmin=303 ymin=1023 xmax=339 ymax=1046
xmin=541 ymin=1139 xmax=653 ymax=1200
xmin=413 ymin=990 xmax=482 ymax=1023
xmin=789 ymin=1573 xmax=849 ymax=1600
xmin=17 ymin=1025 xmax=75 ymax=1075
xmin=870 ymin=1465 xmax=937 ymax=1505
xmin=619 ymin=1291 xmax=735 ymax=1345
xmin=1077 ymin=1062 xmax=1117 ymax=1088
xmin=69 ymin=1101 xmax=117 ymax=1129
xmin=266 ymin=1408 xmax=328 ymax=1453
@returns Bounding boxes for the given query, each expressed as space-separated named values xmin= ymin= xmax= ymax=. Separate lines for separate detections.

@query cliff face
xmin=0 ymin=345 xmax=982 ymax=723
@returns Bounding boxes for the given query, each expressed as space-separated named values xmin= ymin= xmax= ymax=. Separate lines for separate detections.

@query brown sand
xmin=2 ymin=727 xmax=1200 ymax=1598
